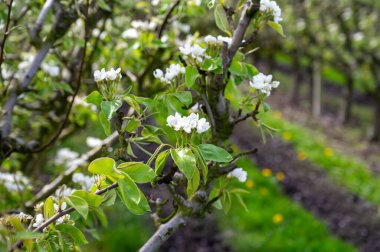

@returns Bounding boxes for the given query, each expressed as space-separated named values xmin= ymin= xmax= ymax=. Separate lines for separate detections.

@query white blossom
xmin=152 ymin=0 xmax=160 ymax=6
xmin=15 ymin=212 xmax=33 ymax=221
xmin=167 ymin=112 xmax=183 ymax=131
xmin=54 ymin=202 xmax=67 ymax=212
xmin=260 ymin=0 xmax=283 ymax=23
xmin=217 ymin=35 xmax=232 ymax=45
xmin=32 ymin=214 xmax=44 ymax=228
xmin=72 ymin=173 xmax=94 ymax=191
xmin=196 ymin=118 xmax=210 ymax=134
xmin=179 ymin=43 xmax=208 ymax=62
xmin=228 ymin=168 xmax=247 ymax=182
xmin=86 ymin=137 xmax=102 ymax=148
xmin=55 ymin=185 xmax=75 ymax=198
xmin=249 ymin=72 xmax=280 ymax=97
xmin=204 ymin=35 xmax=218 ymax=44
xmin=154 ymin=64 xmax=185 ymax=84
xmin=167 ymin=113 xmax=210 ymax=134
xmin=0 ymin=172 xmax=29 ymax=192
xmin=41 ymin=63 xmax=60 ymax=77
xmin=122 ymin=28 xmax=139 ymax=39
xmin=55 ymin=148 xmax=79 ymax=166
xmin=94 ymin=68 xmax=107 ymax=82
xmin=94 ymin=67 xmax=122 ymax=82
xmin=106 ymin=67 xmax=121 ymax=81
xmin=56 ymin=214 xmax=70 ymax=225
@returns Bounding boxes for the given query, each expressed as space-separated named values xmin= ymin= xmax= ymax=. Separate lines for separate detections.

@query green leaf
xmin=118 ymin=175 xmax=140 ymax=204
xmin=171 ymin=148 xmax=197 ymax=180
xmin=124 ymin=95 xmax=141 ymax=113
xmin=191 ymin=145 xmax=208 ymax=184
xmin=88 ymin=157 xmax=122 ymax=178
xmin=155 ymin=150 xmax=170 ymax=175
xmin=44 ymin=197 xmax=55 ymax=220
xmin=84 ymin=91 xmax=103 ymax=108
xmin=13 ymin=231 xmax=45 ymax=240
xmin=56 ymin=224 xmax=88 ymax=245
xmin=99 ymin=111 xmax=111 ymax=135
xmin=117 ymin=175 xmax=150 ymax=215
xmin=101 ymin=190 xmax=117 ymax=207
xmin=185 ymin=66 xmax=199 ymax=88
xmin=263 ymin=102 xmax=271 ymax=112
xmin=101 ymin=100 xmax=122 ymax=120
xmin=230 ymin=59 xmax=245 ymax=76
xmin=186 ymin=167 xmax=200 ymax=196
xmin=117 ymin=162 xmax=156 ymax=183
xmin=124 ymin=117 xmax=140 ymax=133
xmin=97 ymin=0 xmax=111 ymax=11
xmin=72 ymin=190 xmax=103 ymax=207
xmin=198 ymin=144 xmax=233 ymax=162
xmin=268 ymin=21 xmax=286 ymax=38
xmin=65 ymin=195 xmax=89 ymax=219
xmin=214 ymin=4 xmax=231 ymax=35
xmin=173 ymin=91 xmax=192 ymax=107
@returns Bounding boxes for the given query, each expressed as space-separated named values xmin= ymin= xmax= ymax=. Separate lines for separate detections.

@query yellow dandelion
xmin=297 ymin=151 xmax=307 ymax=161
xmin=262 ymin=168 xmax=272 ymax=177
xmin=324 ymin=148 xmax=334 ymax=157
xmin=273 ymin=214 xmax=283 ymax=224
xmin=273 ymin=111 xmax=282 ymax=119
xmin=282 ymin=131 xmax=292 ymax=141
xmin=259 ymin=187 xmax=268 ymax=196
xmin=246 ymin=179 xmax=254 ymax=189
xmin=276 ymin=172 xmax=285 ymax=181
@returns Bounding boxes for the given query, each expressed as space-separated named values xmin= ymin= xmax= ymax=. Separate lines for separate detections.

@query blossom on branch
xmin=228 ymin=168 xmax=248 ymax=182
xmin=260 ymin=0 xmax=283 ymax=23
xmin=249 ymin=72 xmax=280 ymax=97
xmin=166 ymin=113 xmax=210 ymax=134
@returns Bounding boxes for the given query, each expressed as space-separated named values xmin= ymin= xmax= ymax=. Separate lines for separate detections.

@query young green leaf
xmin=185 ymin=66 xmax=199 ymax=88
xmin=84 ymin=91 xmax=103 ymax=108
xmin=101 ymin=100 xmax=122 ymax=120
xmin=13 ymin=231 xmax=45 ymax=240
xmin=44 ymin=197 xmax=55 ymax=220
xmin=173 ymin=91 xmax=192 ymax=107
xmin=117 ymin=162 xmax=156 ymax=183
xmin=72 ymin=190 xmax=103 ymax=207
xmin=124 ymin=117 xmax=140 ymax=133
xmin=171 ymin=148 xmax=197 ymax=180
xmin=214 ymin=4 xmax=231 ymax=35
xmin=56 ymin=224 xmax=88 ymax=245
xmin=191 ymin=145 xmax=208 ymax=184
xmin=117 ymin=176 xmax=150 ymax=215
xmin=99 ymin=111 xmax=111 ymax=135
xmin=88 ymin=157 xmax=122 ymax=178
xmin=198 ymin=144 xmax=233 ymax=162
xmin=186 ymin=167 xmax=200 ymax=196
xmin=268 ymin=21 xmax=286 ymax=38
xmin=65 ymin=195 xmax=89 ymax=219
xmin=155 ymin=150 xmax=170 ymax=175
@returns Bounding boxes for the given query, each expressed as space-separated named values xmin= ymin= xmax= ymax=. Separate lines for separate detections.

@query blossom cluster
xmin=33 ymin=202 xmax=70 ymax=228
xmin=86 ymin=136 xmax=102 ymax=148
xmin=154 ymin=64 xmax=185 ymax=84
xmin=260 ymin=0 xmax=283 ymax=23
xmin=93 ymin=67 xmax=122 ymax=82
xmin=204 ymin=35 xmax=232 ymax=46
xmin=0 ymin=172 xmax=29 ymax=192
xmin=179 ymin=43 xmax=209 ymax=63
xmin=55 ymin=148 xmax=80 ymax=167
xmin=167 ymin=113 xmax=210 ymax=134
xmin=228 ymin=168 xmax=247 ymax=182
xmin=72 ymin=173 xmax=94 ymax=191
xmin=249 ymin=72 xmax=280 ymax=97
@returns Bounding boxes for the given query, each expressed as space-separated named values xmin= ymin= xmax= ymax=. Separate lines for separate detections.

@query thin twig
xmin=157 ymin=0 xmax=180 ymax=39
xmin=0 ymin=0 xmax=14 ymax=83
xmin=30 ymin=7 xmax=91 ymax=153
xmin=29 ymin=0 xmax=55 ymax=42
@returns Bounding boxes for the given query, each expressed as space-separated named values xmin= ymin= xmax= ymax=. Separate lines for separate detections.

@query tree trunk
xmin=342 ymin=74 xmax=354 ymax=125
xmin=311 ymin=59 xmax=322 ymax=118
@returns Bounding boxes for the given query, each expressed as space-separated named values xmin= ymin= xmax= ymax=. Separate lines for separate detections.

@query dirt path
xmin=232 ymin=122 xmax=380 ymax=252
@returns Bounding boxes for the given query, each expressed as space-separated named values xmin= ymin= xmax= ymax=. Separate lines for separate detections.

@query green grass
xmin=260 ymin=111 xmax=380 ymax=206
xmin=218 ymin=157 xmax=356 ymax=252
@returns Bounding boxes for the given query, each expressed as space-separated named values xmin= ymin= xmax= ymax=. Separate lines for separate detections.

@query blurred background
xmin=1 ymin=0 xmax=380 ymax=251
